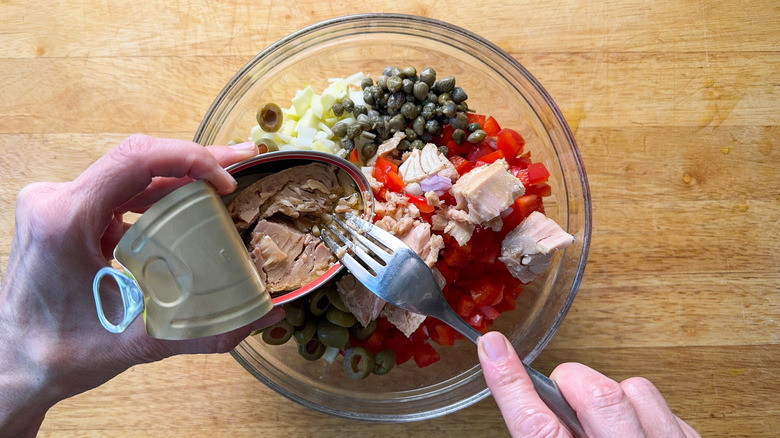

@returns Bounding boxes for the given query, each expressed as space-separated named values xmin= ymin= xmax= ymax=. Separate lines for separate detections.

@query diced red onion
xmin=420 ymin=174 xmax=452 ymax=196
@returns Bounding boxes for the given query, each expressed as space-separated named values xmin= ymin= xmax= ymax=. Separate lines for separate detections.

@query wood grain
xmin=1 ymin=1 xmax=778 ymax=437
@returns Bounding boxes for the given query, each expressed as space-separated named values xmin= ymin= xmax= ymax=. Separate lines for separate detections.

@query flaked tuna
xmin=499 ymin=211 xmax=574 ymax=283
xmin=336 ymin=274 xmax=386 ymax=328
xmin=450 ymin=159 xmax=524 ymax=224
xmin=398 ymin=143 xmax=459 ymax=183
xmin=248 ymin=220 xmax=335 ymax=292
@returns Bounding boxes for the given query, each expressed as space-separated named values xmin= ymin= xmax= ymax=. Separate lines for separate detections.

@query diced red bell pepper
xmin=348 ymin=148 xmax=359 ymax=164
xmin=440 ymin=192 xmax=457 ymax=206
xmin=511 ymin=167 xmax=530 ymax=186
xmin=449 ymin=154 xmax=473 ymax=175
xmin=385 ymin=170 xmax=405 ymax=192
xmin=406 ymin=194 xmax=434 ymax=214
xmin=382 ymin=330 xmax=413 ymax=365
xmin=412 ymin=342 xmax=441 ymax=367
xmin=409 ymin=324 xmax=430 ymax=344
xmin=483 ymin=116 xmax=501 ymax=137
xmin=479 ymin=304 xmax=502 ymax=321
xmin=375 ymin=317 xmax=395 ymax=332
xmin=435 ymin=261 xmax=457 ymax=285
xmin=461 ymin=276 xmax=505 ymax=307
xmin=466 ymin=144 xmax=493 ymax=163
xmin=374 ymin=156 xmax=398 ymax=174
xmin=526 ymin=183 xmax=552 ymax=197
xmin=527 ymin=162 xmax=550 ymax=184
xmin=441 ymin=242 xmax=472 ymax=268
xmin=467 ymin=113 xmax=487 ymax=126
xmin=437 ymin=124 xmax=454 ymax=145
xmin=496 ymin=128 xmax=525 ymax=161
xmin=446 ymin=140 xmax=472 ymax=157
xmin=474 ymin=149 xmax=505 ymax=167
xmin=493 ymin=292 xmax=518 ymax=313
xmin=466 ymin=311 xmax=484 ymax=328
xmin=456 ymin=294 xmax=478 ymax=319
xmin=473 ymin=241 xmax=501 ymax=264
xmin=430 ymin=324 xmax=456 ymax=346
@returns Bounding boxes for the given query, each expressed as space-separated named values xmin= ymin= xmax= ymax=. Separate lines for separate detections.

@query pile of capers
xmin=330 ymin=66 xmax=486 ymax=161
xmin=257 ymin=286 xmax=396 ymax=380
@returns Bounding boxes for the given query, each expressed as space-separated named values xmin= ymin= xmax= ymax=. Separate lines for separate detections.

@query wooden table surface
xmin=2 ymin=1 xmax=778 ymax=437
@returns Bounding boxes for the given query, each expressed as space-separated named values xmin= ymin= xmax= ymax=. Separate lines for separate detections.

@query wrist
xmin=0 ymin=317 xmax=62 ymax=437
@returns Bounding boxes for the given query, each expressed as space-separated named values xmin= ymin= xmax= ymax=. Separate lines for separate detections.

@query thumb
xmin=478 ymin=331 xmax=569 ymax=437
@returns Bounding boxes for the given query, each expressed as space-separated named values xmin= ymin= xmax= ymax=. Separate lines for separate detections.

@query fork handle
xmin=438 ymin=312 xmax=586 ymax=437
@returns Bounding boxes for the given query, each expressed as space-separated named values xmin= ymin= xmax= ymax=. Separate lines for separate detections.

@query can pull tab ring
xmin=93 ymin=266 xmax=144 ymax=333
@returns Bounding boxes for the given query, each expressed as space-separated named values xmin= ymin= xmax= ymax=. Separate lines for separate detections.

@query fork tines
xmin=319 ymin=213 xmax=391 ymax=279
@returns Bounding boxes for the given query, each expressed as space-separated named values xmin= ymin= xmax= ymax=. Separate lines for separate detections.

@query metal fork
xmin=319 ymin=213 xmax=586 ymax=438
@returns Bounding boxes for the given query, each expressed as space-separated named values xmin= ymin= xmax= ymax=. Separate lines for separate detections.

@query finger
xmin=550 ymin=363 xmax=644 ymax=438
xmin=675 ymin=416 xmax=701 ymax=438
xmin=620 ymin=377 xmax=687 ymax=438
xmin=72 ymin=135 xmax=237 ymax=218
xmin=120 ymin=142 xmax=259 ymax=212
xmin=478 ymin=331 xmax=570 ymax=438
xmin=100 ymin=212 xmax=126 ymax=258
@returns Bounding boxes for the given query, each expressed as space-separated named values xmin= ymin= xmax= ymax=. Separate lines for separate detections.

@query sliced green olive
xmin=342 ymin=347 xmax=375 ymax=380
xmin=326 ymin=307 xmax=357 ymax=328
xmin=350 ymin=320 xmax=377 ymax=341
xmin=283 ymin=300 xmax=306 ymax=327
xmin=293 ymin=318 xmax=317 ymax=345
xmin=261 ymin=319 xmax=293 ymax=345
xmin=308 ymin=289 xmax=331 ymax=316
xmin=373 ymin=349 xmax=396 ymax=375
xmin=317 ymin=320 xmax=349 ymax=349
xmin=298 ymin=338 xmax=326 ymax=361
xmin=324 ymin=287 xmax=348 ymax=312
xmin=256 ymin=102 xmax=283 ymax=132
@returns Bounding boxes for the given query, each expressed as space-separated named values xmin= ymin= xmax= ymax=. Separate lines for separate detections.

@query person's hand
xmin=478 ymin=331 xmax=700 ymax=437
xmin=0 ymin=135 xmax=285 ymax=436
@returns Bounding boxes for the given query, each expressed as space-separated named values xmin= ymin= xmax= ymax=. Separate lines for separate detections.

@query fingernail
xmin=229 ymin=141 xmax=257 ymax=152
xmin=482 ymin=332 xmax=510 ymax=362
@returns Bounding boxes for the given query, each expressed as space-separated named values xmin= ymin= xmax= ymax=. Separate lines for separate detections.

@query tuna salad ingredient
xmin=499 ymin=211 xmax=575 ymax=283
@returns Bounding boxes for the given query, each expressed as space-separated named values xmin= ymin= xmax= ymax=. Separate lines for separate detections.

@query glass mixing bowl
xmin=193 ymin=13 xmax=591 ymax=422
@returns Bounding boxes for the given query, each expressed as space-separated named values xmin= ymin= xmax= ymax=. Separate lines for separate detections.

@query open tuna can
xmin=222 ymin=150 xmax=375 ymax=306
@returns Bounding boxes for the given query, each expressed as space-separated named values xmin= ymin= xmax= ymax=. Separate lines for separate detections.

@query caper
xmin=438 ymin=145 xmax=450 ymax=157
xmin=317 ymin=320 xmax=349 ymax=349
xmin=298 ymin=338 xmax=326 ymax=361
xmin=357 ymin=113 xmax=371 ymax=131
xmin=373 ymin=349 xmax=396 ymax=375
xmin=413 ymin=81 xmax=429 ymax=101
xmin=437 ymin=93 xmax=452 ymax=106
xmin=283 ymin=300 xmax=306 ymax=327
xmin=361 ymin=77 xmax=374 ymax=90
xmin=457 ymin=102 xmax=470 ymax=112
xmin=341 ymin=138 xmax=354 ymax=151
xmin=350 ymin=320 xmax=377 ymax=341
xmin=376 ymin=116 xmax=390 ymax=139
xmin=370 ymin=85 xmax=384 ymax=101
xmin=389 ymin=67 xmax=402 ymax=77
xmin=442 ymin=101 xmax=457 ymax=118
xmin=413 ymin=116 xmax=426 ymax=136
xmin=400 ymin=102 xmax=419 ymax=120
xmin=466 ymin=122 xmax=482 ymax=133
xmin=363 ymin=87 xmax=375 ymax=106
xmin=451 ymin=87 xmax=468 ymax=103
xmin=332 ymin=102 xmax=345 ymax=117
xmin=354 ymin=104 xmax=369 ymax=116
xmin=255 ymin=138 xmax=278 ymax=152
xmin=361 ymin=142 xmax=378 ymax=162
xmin=343 ymin=347 xmax=375 ymax=380
xmin=419 ymin=67 xmax=436 ymax=86
xmin=326 ymin=307 xmax=357 ymax=328
xmin=467 ymin=129 xmax=487 ymax=143
xmin=342 ymin=97 xmax=354 ymax=113
xmin=404 ymin=128 xmax=417 ymax=141
xmin=452 ymin=128 xmax=466 ymax=145
xmin=450 ymin=112 xmax=468 ymax=129
xmin=367 ymin=109 xmax=380 ymax=119
xmin=293 ymin=318 xmax=317 ymax=345
xmin=376 ymin=75 xmax=389 ymax=90
xmin=425 ymin=119 xmax=442 ymax=136
xmin=411 ymin=139 xmax=425 ymax=150
xmin=421 ymin=132 xmax=433 ymax=143
xmin=386 ymin=76 xmax=403 ymax=93
xmin=402 ymin=66 xmax=417 ymax=78
xmin=346 ymin=123 xmax=363 ymax=139
xmin=433 ymin=76 xmax=456 ymax=93
xmin=387 ymin=91 xmax=405 ymax=111
xmin=421 ymin=102 xmax=436 ymax=120
xmin=256 ymin=102 xmax=283 ymax=132
xmin=424 ymin=92 xmax=438 ymax=106
xmin=382 ymin=66 xmax=394 ymax=76
xmin=389 ymin=114 xmax=406 ymax=132
xmin=399 ymin=139 xmax=412 ymax=150
xmin=261 ymin=319 xmax=294 ymax=345
xmin=309 ymin=289 xmax=331 ymax=316
xmin=402 ymin=78 xmax=414 ymax=94
xmin=405 ymin=93 xmax=416 ymax=103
